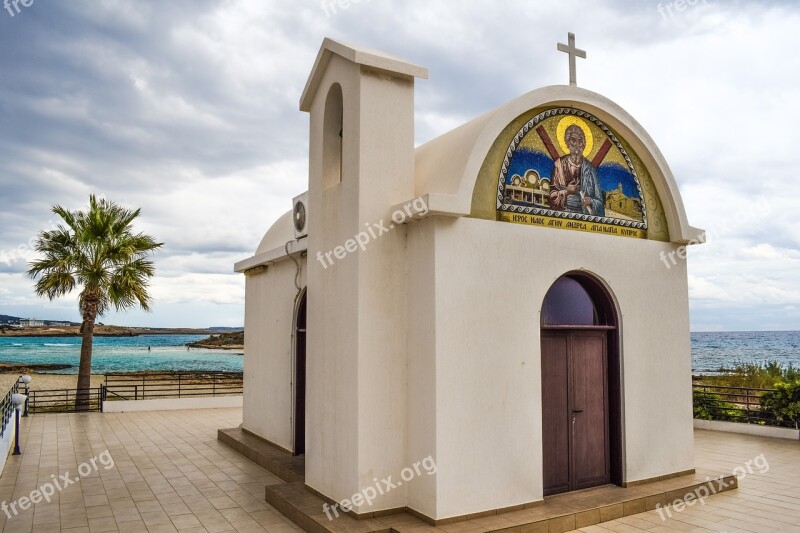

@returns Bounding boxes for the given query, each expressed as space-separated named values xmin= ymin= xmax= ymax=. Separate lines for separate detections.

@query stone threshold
xmin=218 ymin=427 xmax=738 ymax=532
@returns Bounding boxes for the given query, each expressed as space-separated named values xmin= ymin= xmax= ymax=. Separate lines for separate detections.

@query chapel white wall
xmin=409 ymin=216 xmax=694 ymax=520
xmin=406 ymin=220 xmax=438 ymax=515
xmin=242 ymin=257 xmax=306 ymax=452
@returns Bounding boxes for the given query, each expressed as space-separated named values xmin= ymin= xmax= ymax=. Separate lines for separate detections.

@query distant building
xmin=49 ymin=322 xmax=70 ymax=327
xmin=18 ymin=319 xmax=44 ymax=328
xmin=605 ymin=182 xmax=643 ymax=219
xmin=504 ymin=170 xmax=551 ymax=207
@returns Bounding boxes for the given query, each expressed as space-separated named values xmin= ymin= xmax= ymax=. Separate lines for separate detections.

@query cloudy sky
xmin=0 ymin=0 xmax=798 ymax=331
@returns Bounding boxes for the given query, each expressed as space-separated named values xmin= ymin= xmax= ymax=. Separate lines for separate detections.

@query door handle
xmin=572 ymin=409 xmax=583 ymax=414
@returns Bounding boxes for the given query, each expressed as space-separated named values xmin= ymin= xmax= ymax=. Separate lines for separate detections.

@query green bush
xmin=760 ymin=381 xmax=800 ymax=429
xmin=700 ymin=361 xmax=800 ymax=389
xmin=693 ymin=390 xmax=747 ymax=423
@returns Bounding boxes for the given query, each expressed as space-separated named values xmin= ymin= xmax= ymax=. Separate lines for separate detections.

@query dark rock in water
xmin=186 ymin=330 xmax=244 ymax=350
xmin=0 ymin=362 xmax=73 ymax=373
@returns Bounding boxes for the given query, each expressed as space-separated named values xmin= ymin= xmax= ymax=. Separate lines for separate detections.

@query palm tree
xmin=28 ymin=195 xmax=162 ymax=409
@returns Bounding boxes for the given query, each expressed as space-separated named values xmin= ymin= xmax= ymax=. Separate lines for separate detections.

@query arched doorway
xmin=540 ymin=273 xmax=622 ymax=496
xmin=293 ymin=289 xmax=307 ymax=455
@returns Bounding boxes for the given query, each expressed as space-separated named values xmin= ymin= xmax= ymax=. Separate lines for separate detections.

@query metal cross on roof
xmin=557 ymin=32 xmax=586 ymax=87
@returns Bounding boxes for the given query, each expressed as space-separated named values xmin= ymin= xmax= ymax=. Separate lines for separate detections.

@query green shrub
xmin=760 ymin=381 xmax=800 ymax=429
xmin=698 ymin=361 xmax=800 ymax=389
xmin=693 ymin=390 xmax=747 ymax=423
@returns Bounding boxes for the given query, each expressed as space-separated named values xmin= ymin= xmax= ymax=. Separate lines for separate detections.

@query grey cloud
xmin=1 ymin=0 xmax=798 ymax=329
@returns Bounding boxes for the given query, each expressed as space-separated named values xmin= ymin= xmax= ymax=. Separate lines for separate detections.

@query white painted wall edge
xmin=102 ymin=396 xmax=243 ymax=413
xmin=694 ymin=419 xmax=799 ymax=440
xmin=0 ymin=420 xmax=15 ymax=477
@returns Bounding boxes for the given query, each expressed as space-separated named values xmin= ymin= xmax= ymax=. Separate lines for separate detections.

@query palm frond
xmin=28 ymin=195 xmax=161 ymax=318
xmin=33 ymin=271 xmax=76 ymax=300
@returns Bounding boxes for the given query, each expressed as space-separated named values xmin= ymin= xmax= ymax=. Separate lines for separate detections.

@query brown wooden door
xmin=542 ymin=333 xmax=571 ymax=495
xmin=542 ymin=330 xmax=609 ymax=496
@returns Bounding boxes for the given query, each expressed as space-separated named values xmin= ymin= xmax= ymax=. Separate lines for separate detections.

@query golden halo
xmin=556 ymin=116 xmax=594 ymax=157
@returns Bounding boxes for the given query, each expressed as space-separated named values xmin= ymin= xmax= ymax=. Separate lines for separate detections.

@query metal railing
xmin=28 ymin=388 xmax=103 ymax=413
xmin=102 ymin=371 xmax=243 ymax=401
xmin=0 ymin=381 xmax=19 ymax=437
xmin=692 ymin=383 xmax=791 ymax=428
xmin=17 ymin=372 xmax=243 ymax=414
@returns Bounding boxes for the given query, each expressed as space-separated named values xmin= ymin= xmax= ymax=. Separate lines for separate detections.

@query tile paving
xmin=0 ymin=408 xmax=299 ymax=533
xmin=571 ymin=430 xmax=800 ymax=532
xmin=1 ymin=408 xmax=797 ymax=532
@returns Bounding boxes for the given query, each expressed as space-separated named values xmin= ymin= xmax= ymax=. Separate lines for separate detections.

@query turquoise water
xmin=0 ymin=331 xmax=797 ymax=375
xmin=0 ymin=334 xmax=243 ymax=374
xmin=691 ymin=331 xmax=800 ymax=374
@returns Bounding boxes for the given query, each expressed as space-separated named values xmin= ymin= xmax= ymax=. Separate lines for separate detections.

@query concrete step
xmin=220 ymin=428 xmax=739 ymax=532
xmin=265 ymin=482 xmax=394 ymax=533
xmin=217 ymin=427 xmax=304 ymax=483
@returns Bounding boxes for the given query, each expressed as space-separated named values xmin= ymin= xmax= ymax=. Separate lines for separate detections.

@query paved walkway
xmin=1 ymin=409 xmax=798 ymax=532
xmin=0 ymin=408 xmax=297 ymax=533
xmin=571 ymin=429 xmax=800 ymax=532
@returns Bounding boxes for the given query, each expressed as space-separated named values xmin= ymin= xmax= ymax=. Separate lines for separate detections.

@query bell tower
xmin=300 ymin=38 xmax=428 ymax=513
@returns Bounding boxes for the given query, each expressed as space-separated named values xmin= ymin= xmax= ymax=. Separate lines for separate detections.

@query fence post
xmin=213 ymin=374 xmax=216 ymax=396
xmin=178 ymin=374 xmax=181 ymax=398
xmin=745 ymin=388 xmax=751 ymax=423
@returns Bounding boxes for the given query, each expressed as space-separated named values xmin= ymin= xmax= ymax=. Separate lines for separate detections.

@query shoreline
xmin=190 ymin=344 xmax=244 ymax=350
xmin=0 ymin=372 xmax=105 ymax=391
xmin=1 ymin=329 xmax=217 ymax=338
xmin=1 ymin=333 xmax=210 ymax=338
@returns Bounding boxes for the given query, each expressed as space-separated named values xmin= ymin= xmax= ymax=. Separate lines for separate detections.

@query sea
xmin=691 ymin=331 xmax=800 ymax=374
xmin=0 ymin=331 xmax=797 ymax=375
xmin=0 ymin=334 xmax=242 ymax=374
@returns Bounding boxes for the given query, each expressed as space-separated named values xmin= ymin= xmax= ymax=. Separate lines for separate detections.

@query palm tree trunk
xmin=75 ymin=316 xmax=95 ymax=411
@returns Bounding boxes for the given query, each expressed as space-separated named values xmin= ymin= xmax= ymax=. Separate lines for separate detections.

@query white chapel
xmin=232 ymin=36 xmax=704 ymax=522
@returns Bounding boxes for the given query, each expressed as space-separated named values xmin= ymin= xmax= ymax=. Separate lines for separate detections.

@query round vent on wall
xmin=292 ymin=192 xmax=308 ymax=238
xmin=294 ymin=202 xmax=306 ymax=233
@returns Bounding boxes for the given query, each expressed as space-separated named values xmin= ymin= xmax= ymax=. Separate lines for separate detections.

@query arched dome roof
xmin=256 ymin=210 xmax=294 ymax=255
xmin=412 ymin=85 xmax=703 ymax=244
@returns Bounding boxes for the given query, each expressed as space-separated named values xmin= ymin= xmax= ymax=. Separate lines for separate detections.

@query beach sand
xmin=0 ymin=373 xmax=105 ymax=391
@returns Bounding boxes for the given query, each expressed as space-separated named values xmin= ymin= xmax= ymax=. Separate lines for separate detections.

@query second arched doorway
xmin=540 ymin=272 xmax=622 ymax=496
xmin=293 ymin=289 xmax=307 ymax=455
